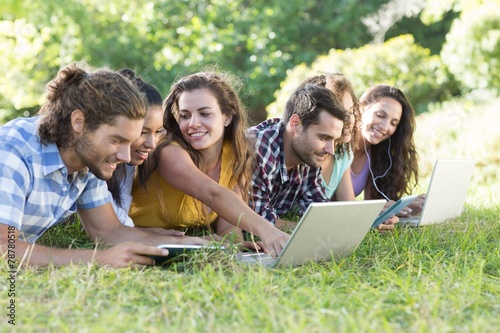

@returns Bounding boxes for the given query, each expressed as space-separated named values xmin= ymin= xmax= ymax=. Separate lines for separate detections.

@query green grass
xmin=4 ymin=205 xmax=500 ymax=332
xmin=2 ymin=99 xmax=499 ymax=332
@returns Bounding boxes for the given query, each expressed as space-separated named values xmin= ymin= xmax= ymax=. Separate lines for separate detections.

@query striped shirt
xmin=248 ymin=118 xmax=328 ymax=223
xmin=0 ymin=117 xmax=111 ymax=243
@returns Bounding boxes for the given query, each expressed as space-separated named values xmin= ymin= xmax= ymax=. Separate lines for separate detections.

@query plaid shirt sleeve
xmin=248 ymin=123 xmax=281 ymax=223
xmin=0 ymin=141 xmax=30 ymax=230
xmin=250 ymin=149 xmax=279 ymax=223
xmin=77 ymin=176 xmax=111 ymax=210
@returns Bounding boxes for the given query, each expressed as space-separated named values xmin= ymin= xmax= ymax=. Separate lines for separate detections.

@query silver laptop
xmin=399 ymin=159 xmax=475 ymax=227
xmin=237 ymin=200 xmax=386 ymax=268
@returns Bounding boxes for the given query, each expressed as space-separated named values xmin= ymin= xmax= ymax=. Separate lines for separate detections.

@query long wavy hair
xmin=301 ymin=73 xmax=361 ymax=157
xmin=107 ymin=68 xmax=163 ymax=207
xmin=360 ymin=85 xmax=418 ymax=200
xmin=38 ymin=63 xmax=147 ymax=149
xmin=141 ymin=70 xmax=253 ymax=202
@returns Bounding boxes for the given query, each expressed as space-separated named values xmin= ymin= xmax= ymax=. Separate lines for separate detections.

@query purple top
xmin=350 ymin=157 xmax=370 ymax=197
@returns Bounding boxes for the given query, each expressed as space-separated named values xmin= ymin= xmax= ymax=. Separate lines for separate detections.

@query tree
xmin=267 ymin=35 xmax=460 ymax=117
xmin=440 ymin=0 xmax=500 ymax=94
xmin=0 ymin=0 xmax=387 ymax=124
xmin=362 ymin=0 xmax=425 ymax=44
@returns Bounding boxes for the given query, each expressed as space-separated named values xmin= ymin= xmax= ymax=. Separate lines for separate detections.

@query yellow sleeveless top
xmin=129 ymin=141 xmax=237 ymax=229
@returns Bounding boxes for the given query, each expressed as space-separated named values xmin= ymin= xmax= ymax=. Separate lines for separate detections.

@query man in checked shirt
xmin=248 ymin=84 xmax=349 ymax=231
xmin=0 ymin=63 xmax=207 ymax=268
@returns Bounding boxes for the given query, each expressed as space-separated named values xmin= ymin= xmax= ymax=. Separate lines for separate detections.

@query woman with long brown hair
xmin=351 ymin=85 xmax=425 ymax=224
xmin=130 ymin=70 xmax=289 ymax=256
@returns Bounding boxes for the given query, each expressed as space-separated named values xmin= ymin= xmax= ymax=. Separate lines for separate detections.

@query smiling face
xmin=75 ymin=115 xmax=143 ymax=180
xmin=290 ymin=110 xmax=344 ymax=168
xmin=340 ymin=91 xmax=355 ymax=144
xmin=177 ymin=88 xmax=231 ymax=153
xmin=361 ymin=96 xmax=402 ymax=146
xmin=129 ymin=106 xmax=165 ymax=165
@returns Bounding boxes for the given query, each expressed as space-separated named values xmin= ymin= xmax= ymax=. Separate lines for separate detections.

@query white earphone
xmin=364 ymin=137 xmax=392 ymax=201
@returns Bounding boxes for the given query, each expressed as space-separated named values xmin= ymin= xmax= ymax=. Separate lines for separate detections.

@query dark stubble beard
xmin=74 ymin=133 xmax=111 ymax=181
xmin=291 ymin=133 xmax=321 ymax=168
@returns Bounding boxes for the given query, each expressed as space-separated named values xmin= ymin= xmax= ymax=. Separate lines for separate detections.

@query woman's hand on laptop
xmin=407 ymin=193 xmax=426 ymax=215
xmin=382 ymin=200 xmax=412 ymax=218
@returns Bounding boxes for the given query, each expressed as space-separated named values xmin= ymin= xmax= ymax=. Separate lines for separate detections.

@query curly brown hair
xmin=37 ymin=63 xmax=147 ymax=150
xmin=360 ymin=85 xmax=419 ymax=200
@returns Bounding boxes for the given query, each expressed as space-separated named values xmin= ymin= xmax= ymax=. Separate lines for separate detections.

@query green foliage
xmin=1 ymin=0 xmax=496 ymax=124
xmin=268 ymin=35 xmax=460 ymax=117
xmin=386 ymin=9 xmax=459 ymax=54
xmin=0 ymin=0 xmax=86 ymax=121
xmin=0 ymin=19 xmax=60 ymax=110
xmin=415 ymin=97 xmax=500 ymax=202
xmin=441 ymin=1 xmax=500 ymax=94
xmin=0 ymin=0 xmax=387 ymax=124
xmin=419 ymin=0 xmax=458 ymax=24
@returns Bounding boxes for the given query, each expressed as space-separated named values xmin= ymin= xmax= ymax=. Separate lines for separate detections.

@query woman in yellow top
xmin=130 ymin=71 xmax=289 ymax=256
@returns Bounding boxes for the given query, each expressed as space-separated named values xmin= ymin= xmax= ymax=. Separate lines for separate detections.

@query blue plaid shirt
xmin=248 ymin=118 xmax=328 ymax=223
xmin=0 ymin=117 xmax=111 ymax=243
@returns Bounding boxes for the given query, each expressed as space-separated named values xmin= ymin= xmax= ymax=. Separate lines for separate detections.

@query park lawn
xmin=3 ymin=98 xmax=500 ymax=332
xmin=3 ymin=203 xmax=499 ymax=333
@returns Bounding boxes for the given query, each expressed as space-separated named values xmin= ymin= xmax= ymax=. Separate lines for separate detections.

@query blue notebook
xmin=372 ymin=194 xmax=419 ymax=228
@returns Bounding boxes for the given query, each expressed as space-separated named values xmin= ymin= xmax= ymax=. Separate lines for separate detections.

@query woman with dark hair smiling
xmin=350 ymin=85 xmax=425 ymax=229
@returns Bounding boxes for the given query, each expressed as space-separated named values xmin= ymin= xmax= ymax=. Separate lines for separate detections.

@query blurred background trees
xmin=1 ymin=0 xmax=498 ymax=124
